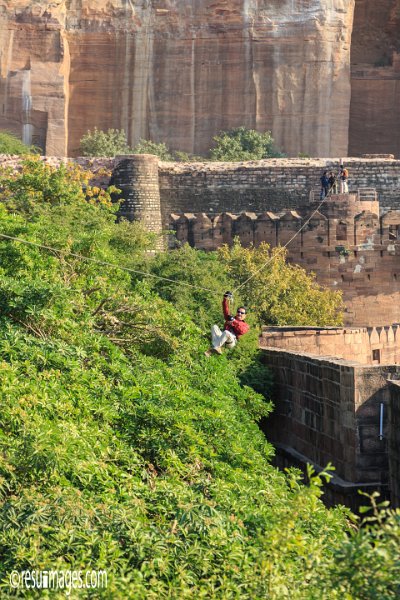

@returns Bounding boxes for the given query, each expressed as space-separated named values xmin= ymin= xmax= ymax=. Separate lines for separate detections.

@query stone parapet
xmin=261 ymin=347 xmax=399 ymax=498
xmin=158 ymin=157 xmax=400 ymax=217
xmin=260 ymin=326 xmax=400 ymax=366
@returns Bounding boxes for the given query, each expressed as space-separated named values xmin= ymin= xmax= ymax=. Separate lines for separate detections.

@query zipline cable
xmin=0 ymin=233 xmax=220 ymax=295
xmin=233 ymin=188 xmax=333 ymax=293
xmin=0 ymin=184 xmax=334 ymax=299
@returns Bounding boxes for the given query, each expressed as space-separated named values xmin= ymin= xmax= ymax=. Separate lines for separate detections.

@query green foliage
xmin=79 ymin=127 xmax=131 ymax=157
xmin=219 ymin=240 xmax=344 ymax=326
xmin=210 ymin=126 xmax=285 ymax=161
xmin=0 ymin=161 xmax=397 ymax=598
xmin=0 ymin=156 xmax=118 ymax=217
xmin=317 ymin=492 xmax=400 ymax=599
xmin=132 ymin=140 xmax=205 ymax=162
xmin=144 ymin=243 xmax=230 ymax=329
xmin=0 ymin=131 xmax=39 ymax=155
xmin=80 ymin=126 xmax=286 ymax=163
xmin=132 ymin=139 xmax=175 ymax=160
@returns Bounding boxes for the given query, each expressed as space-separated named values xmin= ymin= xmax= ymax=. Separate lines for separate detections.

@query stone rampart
xmin=169 ymin=192 xmax=400 ymax=327
xmin=2 ymin=154 xmax=400 ymax=326
xmin=110 ymin=155 xmax=163 ymax=241
xmin=260 ymin=326 xmax=400 ymax=508
xmin=262 ymin=347 xmax=395 ymax=486
xmin=159 ymin=157 xmax=400 ymax=221
xmin=1 ymin=154 xmax=400 ymax=216
xmin=260 ymin=326 xmax=400 ymax=366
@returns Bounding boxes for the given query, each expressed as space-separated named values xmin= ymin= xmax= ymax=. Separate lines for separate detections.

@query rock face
xmin=349 ymin=0 xmax=400 ymax=158
xmin=0 ymin=0 xmax=355 ymax=157
xmin=0 ymin=0 xmax=70 ymax=155
xmin=0 ymin=0 xmax=394 ymax=159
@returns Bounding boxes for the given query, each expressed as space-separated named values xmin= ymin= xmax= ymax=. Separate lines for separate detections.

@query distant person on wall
xmin=320 ymin=171 xmax=330 ymax=199
xmin=328 ymin=171 xmax=337 ymax=194
xmin=340 ymin=165 xmax=349 ymax=193
xmin=205 ymin=292 xmax=249 ymax=356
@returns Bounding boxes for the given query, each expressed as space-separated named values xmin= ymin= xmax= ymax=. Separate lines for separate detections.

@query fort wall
xmin=260 ymin=326 xmax=400 ymax=366
xmin=260 ymin=328 xmax=400 ymax=508
xmin=170 ymin=193 xmax=400 ymax=327
xmin=2 ymin=154 xmax=399 ymax=215
xmin=3 ymin=153 xmax=400 ymax=326
xmin=159 ymin=157 xmax=400 ymax=221
xmin=262 ymin=348 xmax=395 ymax=486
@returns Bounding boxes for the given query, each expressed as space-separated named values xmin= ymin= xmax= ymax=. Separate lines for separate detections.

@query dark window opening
xmin=389 ymin=225 xmax=400 ymax=240
xmin=336 ymin=222 xmax=347 ymax=241
xmin=372 ymin=349 xmax=381 ymax=362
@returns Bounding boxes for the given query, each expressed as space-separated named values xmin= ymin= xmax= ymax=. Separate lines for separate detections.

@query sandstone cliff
xmin=1 ymin=0 xmax=393 ymax=159
xmin=349 ymin=0 xmax=400 ymax=158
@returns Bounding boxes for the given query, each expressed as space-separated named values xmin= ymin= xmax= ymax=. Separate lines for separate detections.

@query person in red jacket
xmin=205 ymin=292 xmax=250 ymax=356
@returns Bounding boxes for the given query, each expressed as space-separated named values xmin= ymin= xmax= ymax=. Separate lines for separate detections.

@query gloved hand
xmin=224 ymin=291 xmax=233 ymax=299
xmin=228 ymin=316 xmax=235 ymax=322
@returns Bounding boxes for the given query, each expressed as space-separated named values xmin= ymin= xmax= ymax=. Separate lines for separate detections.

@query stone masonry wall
xmin=159 ymin=157 xmax=400 ymax=224
xmin=260 ymin=326 xmax=400 ymax=366
xmin=110 ymin=154 xmax=163 ymax=237
xmin=1 ymin=155 xmax=400 ymax=218
xmin=261 ymin=347 xmax=399 ymax=486
xmin=169 ymin=192 xmax=400 ymax=327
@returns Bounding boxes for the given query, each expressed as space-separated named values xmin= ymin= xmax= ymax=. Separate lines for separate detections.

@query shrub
xmin=132 ymin=139 xmax=174 ymax=160
xmin=209 ymin=127 xmax=285 ymax=161
xmin=79 ymin=127 xmax=131 ymax=157
xmin=0 ymin=131 xmax=38 ymax=155
xmin=0 ymin=161 xmax=398 ymax=598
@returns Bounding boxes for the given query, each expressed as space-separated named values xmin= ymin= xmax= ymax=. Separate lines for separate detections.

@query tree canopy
xmin=79 ymin=127 xmax=131 ymax=157
xmin=209 ymin=127 xmax=285 ymax=161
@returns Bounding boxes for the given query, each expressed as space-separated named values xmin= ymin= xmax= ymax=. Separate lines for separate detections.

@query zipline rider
xmin=205 ymin=292 xmax=250 ymax=356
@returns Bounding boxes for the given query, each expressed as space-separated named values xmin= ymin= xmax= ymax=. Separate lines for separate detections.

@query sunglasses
xmin=237 ymin=311 xmax=246 ymax=315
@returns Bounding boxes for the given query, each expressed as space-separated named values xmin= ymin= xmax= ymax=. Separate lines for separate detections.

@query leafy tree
xmin=0 ymin=131 xmax=38 ymax=155
xmin=132 ymin=138 xmax=175 ymax=160
xmin=0 ymin=156 xmax=118 ymax=216
xmin=210 ymin=126 xmax=285 ymax=161
xmin=218 ymin=240 xmax=344 ymax=326
xmin=79 ymin=127 xmax=131 ymax=157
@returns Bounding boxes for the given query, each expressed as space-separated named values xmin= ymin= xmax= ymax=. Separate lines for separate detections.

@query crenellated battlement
xmin=169 ymin=193 xmax=386 ymax=251
xmin=169 ymin=193 xmax=400 ymax=326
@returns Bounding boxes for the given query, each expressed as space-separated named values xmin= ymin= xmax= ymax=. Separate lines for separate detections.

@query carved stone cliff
xmin=0 ymin=0 xmax=355 ymax=157
xmin=0 ymin=1 xmax=397 ymax=158
xmin=350 ymin=0 xmax=400 ymax=158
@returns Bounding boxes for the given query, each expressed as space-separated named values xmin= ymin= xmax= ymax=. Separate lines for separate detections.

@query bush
xmin=79 ymin=127 xmax=131 ymax=157
xmin=209 ymin=127 xmax=285 ymax=161
xmin=132 ymin=139 xmax=174 ymax=160
xmin=0 ymin=131 xmax=38 ymax=155
xmin=218 ymin=240 xmax=344 ymax=326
